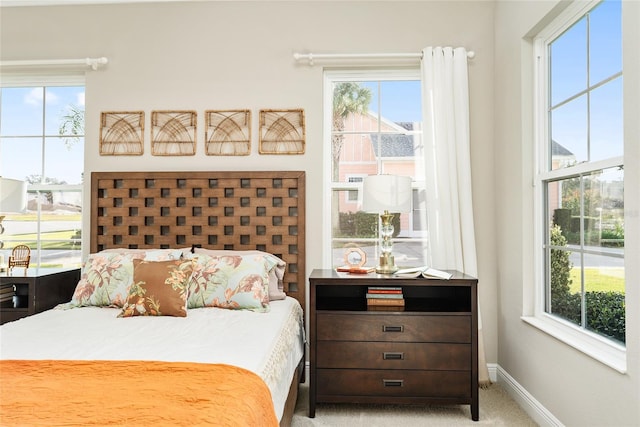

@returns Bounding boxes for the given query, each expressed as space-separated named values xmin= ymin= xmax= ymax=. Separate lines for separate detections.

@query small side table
xmin=0 ymin=267 xmax=80 ymax=325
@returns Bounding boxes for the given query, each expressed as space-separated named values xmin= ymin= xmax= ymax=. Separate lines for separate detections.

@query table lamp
xmin=362 ymin=174 xmax=412 ymax=274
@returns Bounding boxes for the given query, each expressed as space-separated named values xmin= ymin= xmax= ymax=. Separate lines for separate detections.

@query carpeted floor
xmin=291 ymin=381 xmax=538 ymax=426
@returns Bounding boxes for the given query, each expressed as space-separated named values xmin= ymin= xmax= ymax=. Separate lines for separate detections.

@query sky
xmin=361 ymin=80 xmax=422 ymax=124
xmin=0 ymin=86 xmax=85 ymax=185
xmin=549 ymin=0 xmax=623 ymax=168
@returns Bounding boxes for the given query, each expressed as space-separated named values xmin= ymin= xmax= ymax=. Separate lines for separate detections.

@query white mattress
xmin=0 ymin=297 xmax=304 ymax=421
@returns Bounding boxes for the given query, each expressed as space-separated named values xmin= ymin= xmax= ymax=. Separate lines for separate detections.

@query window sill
xmin=521 ymin=315 xmax=627 ymax=374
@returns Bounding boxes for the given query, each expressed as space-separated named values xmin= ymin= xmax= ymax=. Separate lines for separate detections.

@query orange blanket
xmin=0 ymin=360 xmax=278 ymax=427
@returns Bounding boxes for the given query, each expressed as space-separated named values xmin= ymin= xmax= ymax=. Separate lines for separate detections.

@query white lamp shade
xmin=362 ymin=175 xmax=412 ymax=213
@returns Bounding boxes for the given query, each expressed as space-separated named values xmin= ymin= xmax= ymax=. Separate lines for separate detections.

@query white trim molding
xmin=293 ymin=50 xmax=474 ymax=66
xmin=0 ymin=57 xmax=105 ymax=86
xmin=0 ymin=57 xmax=108 ymax=71
xmin=522 ymin=315 xmax=626 ymax=373
xmin=497 ymin=365 xmax=565 ymax=427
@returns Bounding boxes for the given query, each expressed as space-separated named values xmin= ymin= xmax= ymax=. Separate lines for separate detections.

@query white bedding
xmin=0 ymin=296 xmax=304 ymax=421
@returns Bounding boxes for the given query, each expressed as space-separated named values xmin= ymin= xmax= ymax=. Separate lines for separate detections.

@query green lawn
xmin=9 ymin=230 xmax=80 ymax=250
xmin=569 ymin=268 xmax=625 ymax=293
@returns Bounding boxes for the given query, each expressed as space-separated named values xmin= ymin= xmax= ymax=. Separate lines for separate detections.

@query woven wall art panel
xmin=205 ymin=110 xmax=251 ymax=156
xmin=99 ymin=111 xmax=145 ymax=155
xmin=259 ymin=109 xmax=305 ymax=154
xmin=151 ymin=111 xmax=197 ymax=156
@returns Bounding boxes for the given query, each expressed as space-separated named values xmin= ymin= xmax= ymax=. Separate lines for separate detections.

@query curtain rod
xmin=0 ymin=57 xmax=108 ymax=71
xmin=293 ymin=50 xmax=475 ymax=66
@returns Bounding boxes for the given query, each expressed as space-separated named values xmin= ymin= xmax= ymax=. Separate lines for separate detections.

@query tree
xmin=59 ymin=105 xmax=84 ymax=149
xmin=549 ymin=223 xmax=578 ymax=321
xmin=560 ymin=175 xmax=601 ymax=218
xmin=25 ymin=175 xmax=67 ymax=204
xmin=550 ymin=224 xmax=572 ymax=297
xmin=331 ymin=83 xmax=372 ymax=236
xmin=25 ymin=175 xmax=67 ymax=186
xmin=332 ymin=83 xmax=372 ymax=182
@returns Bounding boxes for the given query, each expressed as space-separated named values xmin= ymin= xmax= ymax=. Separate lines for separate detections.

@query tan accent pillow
xmin=118 ymin=259 xmax=194 ymax=318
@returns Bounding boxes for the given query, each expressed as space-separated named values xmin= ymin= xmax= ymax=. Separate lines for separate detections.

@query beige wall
xmin=494 ymin=1 xmax=639 ymax=426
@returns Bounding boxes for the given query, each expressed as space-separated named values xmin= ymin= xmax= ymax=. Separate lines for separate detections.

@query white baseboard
xmin=496 ymin=364 xmax=565 ymax=427
xmin=487 ymin=362 xmax=498 ymax=382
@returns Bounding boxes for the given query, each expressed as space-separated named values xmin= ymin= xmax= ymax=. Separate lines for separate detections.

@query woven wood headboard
xmin=90 ymin=171 xmax=306 ymax=311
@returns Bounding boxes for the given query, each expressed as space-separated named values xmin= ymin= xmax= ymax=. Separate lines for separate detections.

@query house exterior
xmin=337 ymin=111 xmax=421 ymax=237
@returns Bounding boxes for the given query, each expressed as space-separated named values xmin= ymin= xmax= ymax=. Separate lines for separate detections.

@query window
xmin=324 ymin=70 xmax=427 ymax=269
xmin=533 ymin=0 xmax=625 ymax=366
xmin=346 ymin=175 xmax=365 ymax=202
xmin=0 ymin=84 xmax=85 ymax=269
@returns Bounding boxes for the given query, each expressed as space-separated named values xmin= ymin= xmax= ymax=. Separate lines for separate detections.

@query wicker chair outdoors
xmin=8 ymin=245 xmax=31 ymax=275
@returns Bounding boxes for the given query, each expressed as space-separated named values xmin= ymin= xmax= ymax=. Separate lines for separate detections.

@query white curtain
xmin=420 ymin=46 xmax=491 ymax=387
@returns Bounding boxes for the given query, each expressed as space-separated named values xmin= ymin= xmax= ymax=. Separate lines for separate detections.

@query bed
xmin=0 ymin=171 xmax=306 ymax=427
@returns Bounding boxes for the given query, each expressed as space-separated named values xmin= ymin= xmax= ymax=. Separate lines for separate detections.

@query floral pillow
xmin=192 ymin=248 xmax=286 ymax=301
xmin=187 ymin=253 xmax=270 ymax=312
xmin=118 ymin=258 xmax=194 ymax=318
xmin=59 ymin=249 xmax=186 ymax=309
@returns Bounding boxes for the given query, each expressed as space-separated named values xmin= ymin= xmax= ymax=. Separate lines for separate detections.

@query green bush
xmin=553 ymin=209 xmax=571 ymax=237
xmin=550 ymin=225 xmax=572 ymax=297
xmin=335 ymin=211 xmax=400 ymax=238
xmin=551 ymin=291 xmax=625 ymax=343
xmin=550 ymin=291 xmax=581 ymax=324
xmin=554 ymin=209 xmax=624 ymax=246
xmin=601 ymin=226 xmax=624 ymax=247
xmin=586 ymin=291 xmax=625 ymax=342
xmin=563 ymin=230 xmax=602 ymax=246
xmin=549 ymin=223 xmax=625 ymax=343
xmin=337 ymin=211 xmax=356 ymax=237
xmin=354 ymin=211 xmax=379 ymax=237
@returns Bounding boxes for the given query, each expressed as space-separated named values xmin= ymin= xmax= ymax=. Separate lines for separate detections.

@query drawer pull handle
xmin=383 ymin=379 xmax=404 ymax=387
xmin=382 ymin=325 xmax=403 ymax=333
xmin=383 ymin=352 xmax=404 ymax=360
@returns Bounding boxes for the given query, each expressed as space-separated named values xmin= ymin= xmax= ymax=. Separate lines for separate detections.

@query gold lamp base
xmin=375 ymin=252 xmax=398 ymax=275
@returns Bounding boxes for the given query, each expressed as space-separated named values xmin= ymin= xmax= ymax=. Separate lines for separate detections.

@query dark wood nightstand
xmin=0 ymin=267 xmax=80 ymax=325
xmin=308 ymin=268 xmax=479 ymax=421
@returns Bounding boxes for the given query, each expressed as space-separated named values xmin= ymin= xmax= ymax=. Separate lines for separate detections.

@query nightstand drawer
xmin=317 ymin=341 xmax=471 ymax=370
xmin=317 ymin=368 xmax=471 ymax=398
xmin=317 ymin=313 xmax=471 ymax=343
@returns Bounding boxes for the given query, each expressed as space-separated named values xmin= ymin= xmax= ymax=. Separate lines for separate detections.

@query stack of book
xmin=366 ymin=286 xmax=404 ymax=311
xmin=0 ymin=283 xmax=15 ymax=308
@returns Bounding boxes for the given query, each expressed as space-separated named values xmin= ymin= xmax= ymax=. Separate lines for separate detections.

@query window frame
xmin=0 ymin=74 xmax=85 ymax=268
xmin=322 ymin=68 xmax=424 ymax=268
xmin=345 ymin=175 xmax=365 ymax=203
xmin=526 ymin=0 xmax=626 ymax=372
